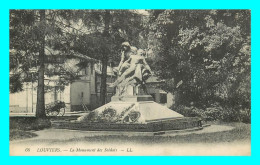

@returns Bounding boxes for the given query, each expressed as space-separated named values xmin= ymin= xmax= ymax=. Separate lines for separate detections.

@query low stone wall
xmin=51 ymin=117 xmax=202 ymax=132
xmin=147 ymin=117 xmax=202 ymax=132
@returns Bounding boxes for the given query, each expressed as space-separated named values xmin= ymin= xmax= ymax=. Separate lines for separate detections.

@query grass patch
xmin=65 ymin=122 xmax=250 ymax=144
xmin=10 ymin=117 xmax=51 ymax=141
xmin=10 ymin=117 xmax=51 ymax=130
xmin=10 ymin=129 xmax=37 ymax=141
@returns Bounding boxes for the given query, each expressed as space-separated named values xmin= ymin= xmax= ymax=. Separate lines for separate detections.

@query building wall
xmin=69 ymin=63 xmax=100 ymax=111
xmin=146 ymin=83 xmax=175 ymax=108
xmin=10 ymin=61 xmax=175 ymax=113
xmin=90 ymin=63 xmax=96 ymax=94
xmin=10 ymin=81 xmax=71 ymax=113
xmin=9 ymin=82 xmax=36 ymax=113
xmin=70 ymin=80 xmax=91 ymax=111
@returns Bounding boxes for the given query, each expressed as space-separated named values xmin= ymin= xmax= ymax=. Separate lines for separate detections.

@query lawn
xmin=9 ymin=129 xmax=38 ymax=141
xmin=9 ymin=117 xmax=250 ymax=144
xmin=9 ymin=117 xmax=51 ymax=141
xmin=65 ymin=122 xmax=250 ymax=144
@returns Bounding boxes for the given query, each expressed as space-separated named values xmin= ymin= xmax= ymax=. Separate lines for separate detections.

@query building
xmin=10 ymin=51 xmax=174 ymax=113
xmin=145 ymin=76 xmax=175 ymax=108
xmin=9 ymin=51 xmax=116 ymax=113
xmin=69 ymin=61 xmax=116 ymax=111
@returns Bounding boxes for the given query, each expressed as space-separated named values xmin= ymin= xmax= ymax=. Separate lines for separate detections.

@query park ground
xmin=9 ymin=116 xmax=251 ymax=156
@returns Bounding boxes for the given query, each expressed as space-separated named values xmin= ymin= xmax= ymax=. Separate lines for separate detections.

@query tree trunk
xmin=99 ymin=10 xmax=110 ymax=106
xmin=100 ymin=57 xmax=108 ymax=105
xmin=36 ymin=10 xmax=46 ymax=118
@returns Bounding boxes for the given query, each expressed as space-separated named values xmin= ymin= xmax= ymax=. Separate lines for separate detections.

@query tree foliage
xmin=55 ymin=10 xmax=148 ymax=105
xmin=10 ymin=10 xmax=148 ymax=106
xmin=9 ymin=10 xmax=251 ymax=122
xmin=148 ymin=10 xmax=250 ymax=119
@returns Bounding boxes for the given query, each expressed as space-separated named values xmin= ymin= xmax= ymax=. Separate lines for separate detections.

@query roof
xmin=10 ymin=47 xmax=98 ymax=63
xmin=44 ymin=46 xmax=98 ymax=62
xmin=68 ymin=51 xmax=98 ymax=62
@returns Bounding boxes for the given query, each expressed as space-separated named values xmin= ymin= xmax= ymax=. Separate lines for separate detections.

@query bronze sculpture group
xmin=77 ymin=42 xmax=200 ymax=130
xmin=110 ymin=42 xmax=152 ymax=96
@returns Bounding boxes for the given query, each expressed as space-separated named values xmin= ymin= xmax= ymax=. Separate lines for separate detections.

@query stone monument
xmin=75 ymin=42 xmax=202 ymax=132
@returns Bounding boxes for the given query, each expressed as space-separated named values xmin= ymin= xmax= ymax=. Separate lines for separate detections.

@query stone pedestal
xmin=115 ymin=84 xmax=147 ymax=97
xmin=77 ymin=91 xmax=186 ymax=123
xmin=111 ymin=95 xmax=154 ymax=102
xmin=75 ymin=84 xmax=202 ymax=132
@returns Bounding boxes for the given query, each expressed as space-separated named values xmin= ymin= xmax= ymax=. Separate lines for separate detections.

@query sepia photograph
xmin=9 ymin=9 xmax=251 ymax=156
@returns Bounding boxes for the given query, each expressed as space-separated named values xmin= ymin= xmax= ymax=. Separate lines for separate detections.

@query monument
xmin=74 ymin=42 xmax=203 ymax=132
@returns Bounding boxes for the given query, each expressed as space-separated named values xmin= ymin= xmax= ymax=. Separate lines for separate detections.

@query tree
xmin=10 ymin=10 xmax=79 ymax=118
xmin=35 ymin=10 xmax=46 ymax=118
xmin=10 ymin=10 xmax=48 ymax=118
xmin=99 ymin=10 xmax=110 ymax=106
xmin=10 ymin=10 xmax=148 ymax=118
xmin=148 ymin=10 xmax=250 ymax=114
xmin=56 ymin=10 xmax=147 ymax=105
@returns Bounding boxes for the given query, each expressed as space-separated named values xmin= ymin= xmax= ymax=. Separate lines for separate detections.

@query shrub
xmin=238 ymin=108 xmax=251 ymax=123
xmin=221 ymin=108 xmax=251 ymax=123
xmin=175 ymin=104 xmax=251 ymax=123
xmin=203 ymin=106 xmax=222 ymax=121
xmin=175 ymin=105 xmax=205 ymax=118
xmin=175 ymin=104 xmax=222 ymax=121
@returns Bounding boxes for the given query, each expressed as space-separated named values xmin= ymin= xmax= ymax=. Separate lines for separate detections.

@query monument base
xmin=111 ymin=95 xmax=154 ymax=102
xmin=52 ymin=117 xmax=202 ymax=132
xmin=72 ymin=95 xmax=203 ymax=132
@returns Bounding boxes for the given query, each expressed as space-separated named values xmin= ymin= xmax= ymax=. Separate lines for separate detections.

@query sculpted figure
xmin=118 ymin=49 xmax=151 ymax=95
xmin=115 ymin=42 xmax=132 ymax=76
xmin=118 ymin=47 xmax=138 ymax=76
xmin=110 ymin=49 xmax=152 ymax=88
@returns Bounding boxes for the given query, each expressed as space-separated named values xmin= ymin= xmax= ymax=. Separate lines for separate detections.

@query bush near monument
xmin=175 ymin=105 xmax=250 ymax=123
